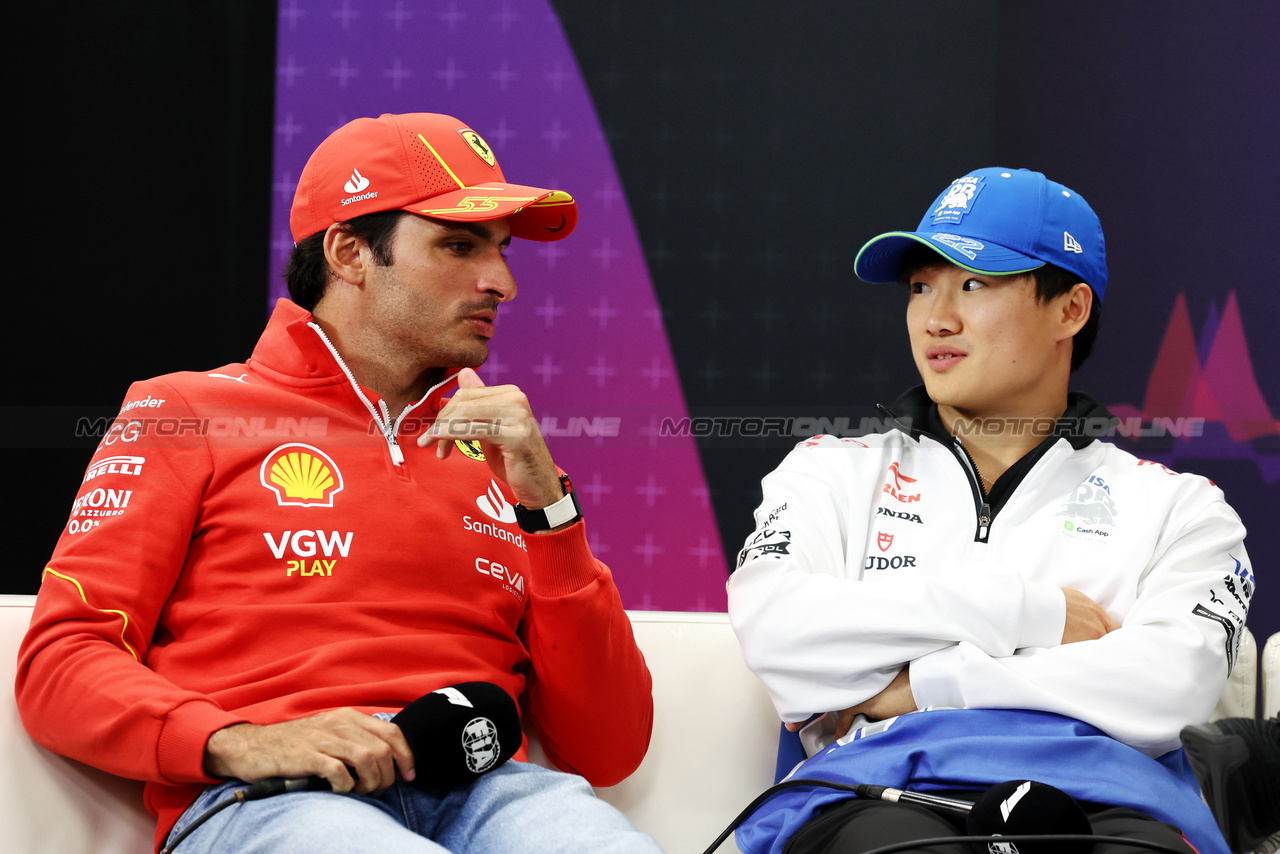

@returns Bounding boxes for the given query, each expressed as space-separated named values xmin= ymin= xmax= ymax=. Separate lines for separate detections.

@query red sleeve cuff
xmin=157 ymin=699 xmax=249 ymax=784
xmin=524 ymin=521 xmax=605 ymax=598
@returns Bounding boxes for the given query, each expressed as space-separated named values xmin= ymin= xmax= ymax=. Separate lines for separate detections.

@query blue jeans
xmin=165 ymin=761 xmax=663 ymax=853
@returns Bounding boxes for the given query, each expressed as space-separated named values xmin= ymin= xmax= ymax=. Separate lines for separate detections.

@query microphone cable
xmin=160 ymin=777 xmax=329 ymax=854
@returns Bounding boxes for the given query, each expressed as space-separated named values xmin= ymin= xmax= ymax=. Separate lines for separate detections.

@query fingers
xmin=1060 ymin=587 xmax=1120 ymax=644
xmin=430 ymin=370 xmax=487 ymax=458
xmin=416 ymin=383 xmax=531 ymax=450
xmin=416 ymin=382 xmax=562 ymax=508
xmin=203 ymin=710 xmax=415 ymax=795
xmin=834 ymin=707 xmax=859 ymax=739
xmin=456 ymin=367 xmax=485 ymax=389
xmin=327 ymin=712 xmax=409 ymax=794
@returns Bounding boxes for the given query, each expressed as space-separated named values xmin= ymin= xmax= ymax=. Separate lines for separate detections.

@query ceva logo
xmin=344 ymin=168 xmax=370 ymax=194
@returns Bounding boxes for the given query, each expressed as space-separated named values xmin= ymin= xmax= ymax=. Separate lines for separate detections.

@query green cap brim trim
xmin=854 ymin=232 xmax=1045 ymax=283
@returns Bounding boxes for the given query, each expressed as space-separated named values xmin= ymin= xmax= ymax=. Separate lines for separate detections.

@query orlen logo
xmin=260 ymin=444 xmax=344 ymax=508
xmin=344 ymin=167 xmax=370 ymax=193
xmin=883 ymin=462 xmax=921 ymax=503
xmin=476 ymin=479 xmax=516 ymax=523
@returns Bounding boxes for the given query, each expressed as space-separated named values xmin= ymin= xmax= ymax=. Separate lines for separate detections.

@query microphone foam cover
xmin=966 ymin=780 xmax=1092 ymax=854
xmin=391 ymin=681 xmax=521 ymax=791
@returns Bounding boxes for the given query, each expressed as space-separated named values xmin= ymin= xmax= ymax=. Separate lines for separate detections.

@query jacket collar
xmin=883 ymin=385 xmax=1117 ymax=451
xmin=247 ymin=299 xmax=462 ymax=416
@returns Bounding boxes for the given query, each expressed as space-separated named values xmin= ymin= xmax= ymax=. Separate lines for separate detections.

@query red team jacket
xmin=16 ymin=300 xmax=653 ymax=851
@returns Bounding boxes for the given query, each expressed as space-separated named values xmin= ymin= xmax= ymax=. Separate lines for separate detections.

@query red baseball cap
xmin=289 ymin=112 xmax=578 ymax=243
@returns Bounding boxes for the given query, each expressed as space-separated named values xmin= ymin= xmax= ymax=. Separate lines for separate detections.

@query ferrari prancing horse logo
xmin=460 ymin=129 xmax=496 ymax=168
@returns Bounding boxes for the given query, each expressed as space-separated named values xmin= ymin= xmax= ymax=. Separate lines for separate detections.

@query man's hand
xmin=785 ymin=666 xmax=917 ymax=740
xmin=418 ymin=369 xmax=562 ymax=510
xmin=1060 ymin=587 xmax=1121 ymax=644
xmin=203 ymin=709 xmax=415 ymax=794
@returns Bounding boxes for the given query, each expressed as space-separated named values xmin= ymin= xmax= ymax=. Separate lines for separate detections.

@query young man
xmin=728 ymin=168 xmax=1252 ymax=854
xmin=17 ymin=113 xmax=660 ymax=853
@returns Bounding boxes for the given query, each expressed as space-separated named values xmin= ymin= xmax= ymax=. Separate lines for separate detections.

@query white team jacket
xmin=728 ymin=390 xmax=1254 ymax=757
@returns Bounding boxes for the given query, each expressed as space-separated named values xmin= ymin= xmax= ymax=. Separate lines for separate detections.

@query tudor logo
xmin=344 ymin=168 xmax=370 ymax=194
xmin=864 ymin=554 xmax=918 ymax=571
xmin=460 ymin=129 xmax=496 ymax=167
xmin=261 ymin=444 xmax=344 ymax=507
xmin=476 ymin=478 xmax=516 ymax=523
xmin=877 ymin=531 xmax=894 ymax=552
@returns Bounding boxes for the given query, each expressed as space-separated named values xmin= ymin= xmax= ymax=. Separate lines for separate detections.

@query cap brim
xmin=854 ymin=231 xmax=1044 ymax=283
xmin=404 ymin=183 xmax=578 ymax=241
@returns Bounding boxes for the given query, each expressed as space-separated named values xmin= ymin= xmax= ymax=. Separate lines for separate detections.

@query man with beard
xmin=18 ymin=113 xmax=659 ymax=854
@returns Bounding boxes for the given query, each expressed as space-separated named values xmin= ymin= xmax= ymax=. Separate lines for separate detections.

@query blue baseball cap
xmin=853 ymin=167 xmax=1108 ymax=300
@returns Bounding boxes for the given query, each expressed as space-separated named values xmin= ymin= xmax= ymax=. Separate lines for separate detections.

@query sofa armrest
xmin=590 ymin=611 xmax=779 ymax=854
xmin=1 ymin=595 xmax=153 ymax=854
xmin=1211 ymin=627 xmax=1258 ymax=721
xmin=1263 ymin=632 xmax=1279 ymax=720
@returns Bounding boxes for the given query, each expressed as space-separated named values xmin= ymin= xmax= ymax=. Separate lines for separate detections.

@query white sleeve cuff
xmin=909 ymin=645 xmax=967 ymax=709
xmin=1017 ymin=581 xmax=1067 ymax=650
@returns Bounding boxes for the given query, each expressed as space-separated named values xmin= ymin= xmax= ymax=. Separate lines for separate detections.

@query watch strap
xmin=514 ymin=475 xmax=583 ymax=532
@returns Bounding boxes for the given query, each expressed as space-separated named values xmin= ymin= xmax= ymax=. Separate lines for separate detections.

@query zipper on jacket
xmin=877 ymin=403 xmax=992 ymax=544
xmin=307 ymin=322 xmax=414 ymax=466
xmin=953 ymin=438 xmax=993 ymax=543
xmin=377 ymin=399 xmax=406 ymax=466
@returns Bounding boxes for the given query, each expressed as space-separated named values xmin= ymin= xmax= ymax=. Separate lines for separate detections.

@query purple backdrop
xmin=268 ymin=0 xmax=728 ymax=611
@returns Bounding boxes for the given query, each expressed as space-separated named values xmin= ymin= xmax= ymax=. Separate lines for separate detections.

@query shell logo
xmin=259 ymin=443 xmax=344 ymax=508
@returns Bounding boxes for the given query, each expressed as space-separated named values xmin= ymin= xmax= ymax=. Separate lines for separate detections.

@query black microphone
xmin=247 ymin=681 xmax=521 ymax=797
xmin=391 ymin=681 xmax=521 ymax=791
xmin=965 ymin=780 xmax=1092 ymax=854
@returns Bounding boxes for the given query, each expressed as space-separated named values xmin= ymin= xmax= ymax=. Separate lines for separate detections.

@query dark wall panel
xmin=555 ymin=0 xmax=1278 ymax=643
xmin=5 ymin=3 xmax=277 ymax=594
xmin=554 ymin=0 xmax=1003 ymax=557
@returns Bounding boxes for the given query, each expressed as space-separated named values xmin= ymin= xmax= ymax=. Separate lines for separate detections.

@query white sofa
xmin=1 ymin=594 xmax=1272 ymax=854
